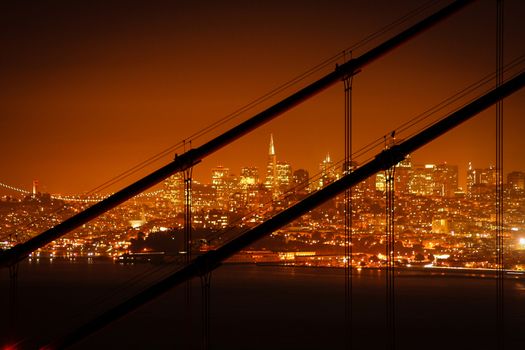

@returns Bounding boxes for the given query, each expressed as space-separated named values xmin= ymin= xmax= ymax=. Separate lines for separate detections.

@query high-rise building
xmin=478 ymin=165 xmax=496 ymax=186
xmin=264 ymin=134 xmax=278 ymax=196
xmin=408 ymin=163 xmax=458 ymax=197
xmin=434 ymin=163 xmax=458 ymax=197
xmin=409 ymin=164 xmax=435 ymax=196
xmin=264 ymin=134 xmax=291 ymax=199
xmin=211 ymin=166 xmax=230 ymax=209
xmin=395 ymin=154 xmax=412 ymax=195
xmin=508 ymin=171 xmax=525 ymax=191
xmin=163 ymin=173 xmax=184 ymax=212
xmin=319 ymin=153 xmax=337 ymax=189
xmin=467 ymin=163 xmax=496 ymax=196
xmin=370 ymin=156 xmax=411 ymax=195
xmin=408 ymin=162 xmax=458 ymax=197
xmin=240 ymin=167 xmax=259 ymax=188
xmin=375 ymin=172 xmax=386 ymax=192
xmin=466 ymin=162 xmax=476 ymax=195
xmin=237 ymin=167 xmax=260 ymax=212
xmin=191 ymin=182 xmax=215 ymax=212
xmin=276 ymin=162 xmax=292 ymax=193
xmin=293 ymin=169 xmax=309 ymax=195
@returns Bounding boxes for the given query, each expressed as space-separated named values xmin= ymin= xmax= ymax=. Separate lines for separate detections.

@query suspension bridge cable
xmin=385 ymin=164 xmax=396 ymax=349
xmin=84 ymin=0 xmax=441 ymax=194
xmin=6 ymin=152 xmax=348 ymax=329
xmin=496 ymin=0 xmax=505 ymax=348
xmin=84 ymin=142 xmax=186 ymax=196
xmin=347 ymin=55 xmax=525 ymax=168
xmin=401 ymin=66 xmax=524 ymax=147
xmin=39 ymin=62 xmax=521 ymax=350
xmin=0 ymin=1 xmax=454 ymax=247
xmin=182 ymin=0 xmax=444 ymax=147
xmin=344 ymin=0 xmax=443 ymax=53
xmin=396 ymin=55 xmax=524 ymax=137
xmin=183 ymin=166 xmax=194 ymax=349
xmin=44 ymin=69 xmax=525 ymax=350
xmin=343 ymin=65 xmax=354 ymax=350
xmin=1 ymin=1 xmax=477 ymax=267
xmin=4 ymin=0 xmax=482 ymax=340
xmin=54 ymin=0 xmax=446 ymax=198
xmin=43 ymin=59 xmax=525 ymax=342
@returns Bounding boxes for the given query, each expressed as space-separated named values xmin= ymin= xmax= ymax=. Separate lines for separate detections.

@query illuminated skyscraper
xmin=466 ymin=162 xmax=476 ymax=195
xmin=478 ymin=165 xmax=496 ymax=186
xmin=395 ymin=154 xmax=412 ymax=195
xmin=264 ymin=134 xmax=291 ymax=199
xmin=409 ymin=163 xmax=458 ymax=197
xmin=264 ymin=134 xmax=278 ymax=195
xmin=434 ymin=163 xmax=458 ymax=197
xmin=409 ymin=164 xmax=435 ymax=196
xmin=468 ymin=163 xmax=496 ymax=196
xmin=211 ymin=166 xmax=230 ymax=209
xmin=508 ymin=171 xmax=525 ymax=191
xmin=375 ymin=172 xmax=386 ymax=192
xmin=240 ymin=167 xmax=259 ymax=188
xmin=238 ymin=167 xmax=260 ymax=211
xmin=319 ymin=153 xmax=336 ymax=189
xmin=276 ymin=161 xmax=292 ymax=193
xmin=163 ymin=173 xmax=184 ymax=212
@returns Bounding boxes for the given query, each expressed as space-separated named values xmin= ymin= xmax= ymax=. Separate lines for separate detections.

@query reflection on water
xmin=1 ymin=259 xmax=525 ymax=349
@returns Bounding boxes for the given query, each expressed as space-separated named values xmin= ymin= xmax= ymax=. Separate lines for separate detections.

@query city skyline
xmin=2 ymin=132 xmax=524 ymax=197
xmin=1 ymin=0 xmax=525 ymax=194
xmin=1 ymin=2 xmax=525 ymax=348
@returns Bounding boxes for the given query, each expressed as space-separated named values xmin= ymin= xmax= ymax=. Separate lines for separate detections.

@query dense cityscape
xmin=1 ymin=135 xmax=524 ymax=271
xmin=3 ymin=1 xmax=525 ymax=348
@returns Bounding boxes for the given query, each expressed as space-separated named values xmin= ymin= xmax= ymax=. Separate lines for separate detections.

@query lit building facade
xmin=211 ymin=166 xmax=230 ymax=209
xmin=434 ymin=163 xmax=458 ymax=197
xmin=264 ymin=134 xmax=278 ymax=196
xmin=467 ymin=163 xmax=496 ymax=196
xmin=163 ymin=173 xmax=184 ymax=212
xmin=409 ymin=164 xmax=435 ymax=196
xmin=318 ymin=153 xmax=337 ymax=189
xmin=408 ymin=162 xmax=458 ymax=197
xmin=276 ymin=162 xmax=292 ymax=193
xmin=508 ymin=171 xmax=525 ymax=191
xmin=264 ymin=134 xmax=292 ymax=199
xmin=395 ymin=155 xmax=412 ymax=195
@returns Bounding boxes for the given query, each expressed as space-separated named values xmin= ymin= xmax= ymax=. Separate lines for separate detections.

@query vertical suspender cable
xmin=41 ymin=72 xmax=525 ymax=350
xmin=201 ymin=272 xmax=212 ymax=350
xmin=183 ymin=148 xmax=194 ymax=349
xmin=0 ymin=0 xmax=476 ymax=269
xmin=495 ymin=0 xmax=505 ymax=348
xmin=385 ymin=150 xmax=396 ymax=349
xmin=343 ymin=55 xmax=354 ymax=349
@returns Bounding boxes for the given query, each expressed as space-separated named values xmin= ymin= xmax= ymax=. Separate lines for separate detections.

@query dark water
xmin=2 ymin=260 xmax=525 ymax=349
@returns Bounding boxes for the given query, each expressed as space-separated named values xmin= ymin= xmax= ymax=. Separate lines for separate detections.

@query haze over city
xmin=1 ymin=0 xmax=524 ymax=194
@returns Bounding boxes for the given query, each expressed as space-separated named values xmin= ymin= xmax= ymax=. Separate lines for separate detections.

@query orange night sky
xmin=1 ymin=0 xmax=524 ymax=194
